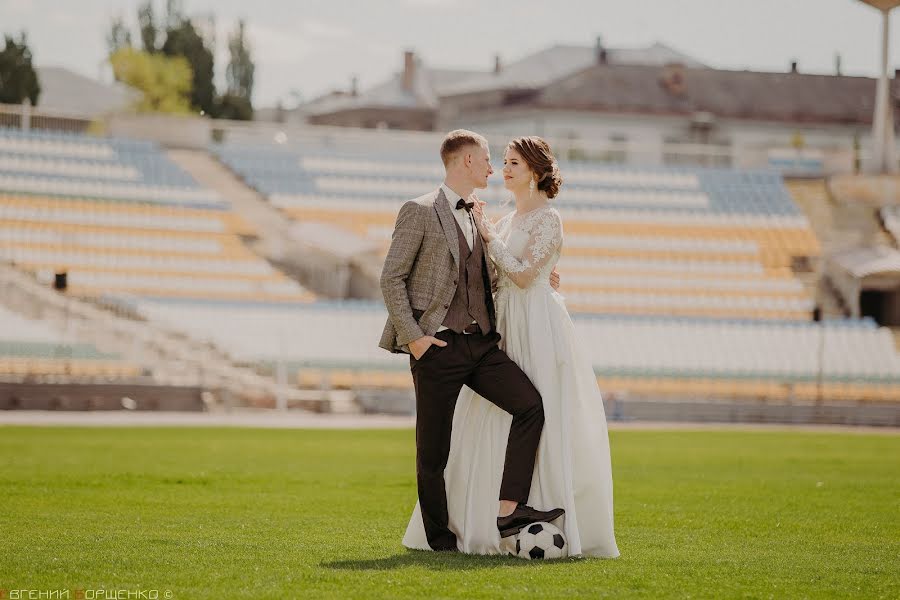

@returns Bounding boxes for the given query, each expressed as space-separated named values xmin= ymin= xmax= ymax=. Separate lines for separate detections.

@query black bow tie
xmin=455 ymin=199 xmax=475 ymax=212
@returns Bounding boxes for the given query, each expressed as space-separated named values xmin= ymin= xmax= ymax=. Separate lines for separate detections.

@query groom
xmin=379 ymin=129 xmax=564 ymax=551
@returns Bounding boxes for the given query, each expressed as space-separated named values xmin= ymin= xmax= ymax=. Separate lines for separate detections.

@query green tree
xmin=0 ymin=32 xmax=40 ymax=105
xmin=215 ymin=93 xmax=252 ymax=121
xmin=226 ymin=19 xmax=253 ymax=100
xmin=137 ymin=1 xmax=158 ymax=53
xmin=109 ymin=47 xmax=192 ymax=114
xmin=106 ymin=15 xmax=133 ymax=56
xmin=162 ymin=17 xmax=215 ymax=115
xmin=217 ymin=19 xmax=254 ymax=120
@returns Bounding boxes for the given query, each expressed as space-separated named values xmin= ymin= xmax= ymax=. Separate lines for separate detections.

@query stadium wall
xmin=0 ymin=382 xmax=205 ymax=411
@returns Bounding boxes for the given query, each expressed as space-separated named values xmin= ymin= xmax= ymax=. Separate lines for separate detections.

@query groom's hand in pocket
xmin=409 ymin=335 xmax=448 ymax=360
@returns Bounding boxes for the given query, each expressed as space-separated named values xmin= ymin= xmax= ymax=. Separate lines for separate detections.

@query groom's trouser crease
xmin=411 ymin=328 xmax=544 ymax=550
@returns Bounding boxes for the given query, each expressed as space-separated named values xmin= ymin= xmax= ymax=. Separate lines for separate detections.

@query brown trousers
xmin=410 ymin=328 xmax=544 ymax=551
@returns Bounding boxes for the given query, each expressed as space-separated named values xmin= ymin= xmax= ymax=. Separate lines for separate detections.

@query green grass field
xmin=1 ymin=426 xmax=897 ymax=599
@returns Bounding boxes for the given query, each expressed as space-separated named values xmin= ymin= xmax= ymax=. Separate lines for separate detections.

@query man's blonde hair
xmin=440 ymin=129 xmax=488 ymax=167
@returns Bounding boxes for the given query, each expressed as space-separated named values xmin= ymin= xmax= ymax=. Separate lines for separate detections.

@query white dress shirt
xmin=438 ymin=183 xmax=477 ymax=332
xmin=440 ymin=183 xmax=475 ymax=251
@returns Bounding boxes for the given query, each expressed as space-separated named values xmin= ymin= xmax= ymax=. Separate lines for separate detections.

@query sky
xmin=1 ymin=0 xmax=899 ymax=109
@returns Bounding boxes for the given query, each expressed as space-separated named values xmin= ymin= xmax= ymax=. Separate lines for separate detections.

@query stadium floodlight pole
xmin=858 ymin=1 xmax=900 ymax=174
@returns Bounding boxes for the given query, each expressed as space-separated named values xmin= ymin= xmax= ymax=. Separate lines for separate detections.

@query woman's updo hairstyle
xmin=507 ymin=136 xmax=562 ymax=199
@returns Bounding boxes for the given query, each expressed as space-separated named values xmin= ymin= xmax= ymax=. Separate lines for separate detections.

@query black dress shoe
xmin=429 ymin=537 xmax=459 ymax=552
xmin=497 ymin=503 xmax=565 ymax=538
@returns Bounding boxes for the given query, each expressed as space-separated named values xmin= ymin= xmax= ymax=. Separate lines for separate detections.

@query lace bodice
xmin=485 ymin=205 xmax=563 ymax=290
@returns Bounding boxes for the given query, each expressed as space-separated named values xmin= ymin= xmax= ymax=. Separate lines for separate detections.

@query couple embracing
xmin=379 ymin=129 xmax=619 ymax=558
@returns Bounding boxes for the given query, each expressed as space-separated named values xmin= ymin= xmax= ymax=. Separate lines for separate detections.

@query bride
xmin=403 ymin=136 xmax=619 ymax=558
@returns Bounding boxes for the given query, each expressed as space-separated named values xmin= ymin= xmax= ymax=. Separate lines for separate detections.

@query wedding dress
xmin=402 ymin=204 xmax=619 ymax=558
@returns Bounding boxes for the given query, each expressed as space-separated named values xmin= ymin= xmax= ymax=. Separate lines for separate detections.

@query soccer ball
xmin=514 ymin=522 xmax=567 ymax=560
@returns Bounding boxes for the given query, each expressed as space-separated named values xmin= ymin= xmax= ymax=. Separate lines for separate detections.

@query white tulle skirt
xmin=402 ymin=282 xmax=620 ymax=558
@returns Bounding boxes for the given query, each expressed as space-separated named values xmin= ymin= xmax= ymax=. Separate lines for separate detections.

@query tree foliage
xmin=0 ymin=32 xmax=40 ymax=105
xmin=109 ymin=47 xmax=192 ymax=114
xmin=215 ymin=93 xmax=252 ymax=121
xmin=161 ymin=17 xmax=215 ymax=115
xmin=106 ymin=15 xmax=133 ymax=56
xmin=137 ymin=1 xmax=158 ymax=53
xmin=226 ymin=20 xmax=253 ymax=100
xmin=105 ymin=1 xmax=255 ymax=119
xmin=220 ymin=19 xmax=254 ymax=120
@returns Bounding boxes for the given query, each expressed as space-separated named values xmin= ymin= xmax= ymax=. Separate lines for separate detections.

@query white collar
xmin=440 ymin=183 xmax=466 ymax=210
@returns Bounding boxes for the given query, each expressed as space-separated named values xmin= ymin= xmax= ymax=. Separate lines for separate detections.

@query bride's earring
xmin=529 ymin=177 xmax=536 ymax=200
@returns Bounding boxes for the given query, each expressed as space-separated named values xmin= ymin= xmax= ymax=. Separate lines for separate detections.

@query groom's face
xmin=468 ymin=144 xmax=493 ymax=189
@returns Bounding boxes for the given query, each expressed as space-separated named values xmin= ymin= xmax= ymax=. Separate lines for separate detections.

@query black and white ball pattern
xmin=514 ymin=522 xmax=567 ymax=560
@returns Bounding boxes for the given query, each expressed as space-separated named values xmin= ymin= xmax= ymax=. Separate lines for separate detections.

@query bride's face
xmin=502 ymin=147 xmax=533 ymax=193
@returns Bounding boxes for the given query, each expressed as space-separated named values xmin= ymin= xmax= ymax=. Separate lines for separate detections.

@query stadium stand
xmin=0 ymin=128 xmax=314 ymax=302
xmin=0 ymin=128 xmax=322 ymax=401
xmin=119 ymin=298 xmax=900 ymax=403
xmin=205 ymin=138 xmax=900 ymax=405
xmin=2 ymin=126 xmax=897 ymax=413
xmin=0 ymin=238 xmax=309 ymax=406
xmin=213 ymin=141 xmax=820 ymax=320
xmin=0 ymin=304 xmax=140 ymax=380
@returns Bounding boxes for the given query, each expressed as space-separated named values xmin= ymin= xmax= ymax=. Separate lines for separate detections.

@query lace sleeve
xmin=487 ymin=208 xmax=562 ymax=289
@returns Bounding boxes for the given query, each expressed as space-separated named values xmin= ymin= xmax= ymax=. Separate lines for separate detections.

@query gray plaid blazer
xmin=379 ymin=188 xmax=498 ymax=353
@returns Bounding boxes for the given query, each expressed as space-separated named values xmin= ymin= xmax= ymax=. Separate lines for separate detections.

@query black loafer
xmin=497 ymin=503 xmax=565 ymax=538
